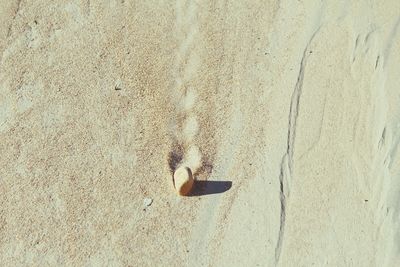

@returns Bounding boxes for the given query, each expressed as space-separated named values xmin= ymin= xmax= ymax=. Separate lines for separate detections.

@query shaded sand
xmin=1 ymin=1 xmax=400 ymax=266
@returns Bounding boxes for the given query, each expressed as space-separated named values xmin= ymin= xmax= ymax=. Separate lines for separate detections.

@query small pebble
xmin=143 ymin=197 xmax=153 ymax=207
xmin=174 ymin=166 xmax=194 ymax=196
xmin=115 ymin=79 xmax=122 ymax=90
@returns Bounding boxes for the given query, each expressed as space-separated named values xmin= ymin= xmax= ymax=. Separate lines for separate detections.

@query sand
xmin=0 ymin=0 xmax=400 ymax=266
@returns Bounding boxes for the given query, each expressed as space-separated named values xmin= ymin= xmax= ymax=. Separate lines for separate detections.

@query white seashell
xmin=173 ymin=166 xmax=194 ymax=196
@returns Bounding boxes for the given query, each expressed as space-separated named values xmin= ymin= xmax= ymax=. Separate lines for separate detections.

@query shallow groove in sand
xmin=275 ymin=26 xmax=321 ymax=264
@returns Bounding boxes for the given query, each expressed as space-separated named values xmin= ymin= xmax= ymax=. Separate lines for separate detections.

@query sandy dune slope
xmin=1 ymin=1 xmax=400 ymax=266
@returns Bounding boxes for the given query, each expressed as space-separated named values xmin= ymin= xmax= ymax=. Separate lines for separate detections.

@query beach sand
xmin=0 ymin=1 xmax=400 ymax=266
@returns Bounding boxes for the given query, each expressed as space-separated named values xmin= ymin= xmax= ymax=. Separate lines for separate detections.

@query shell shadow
xmin=188 ymin=180 xmax=232 ymax=196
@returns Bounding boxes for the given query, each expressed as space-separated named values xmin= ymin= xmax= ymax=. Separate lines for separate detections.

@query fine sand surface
xmin=1 ymin=1 xmax=400 ymax=266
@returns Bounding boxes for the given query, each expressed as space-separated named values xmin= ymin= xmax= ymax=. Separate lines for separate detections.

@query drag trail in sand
xmin=1 ymin=0 xmax=400 ymax=266
xmin=168 ymin=0 xmax=202 ymax=180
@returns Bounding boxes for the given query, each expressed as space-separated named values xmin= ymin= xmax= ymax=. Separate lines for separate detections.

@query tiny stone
xmin=115 ymin=79 xmax=122 ymax=90
xmin=143 ymin=197 xmax=153 ymax=207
